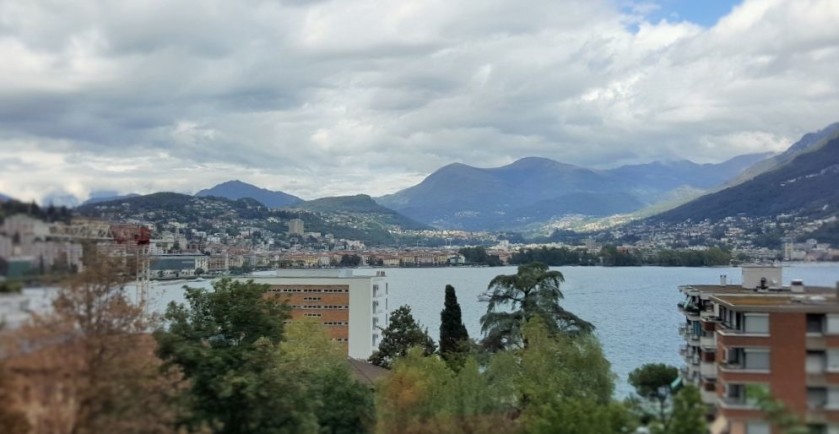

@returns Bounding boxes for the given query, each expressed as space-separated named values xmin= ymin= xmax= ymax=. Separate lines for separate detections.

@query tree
xmin=279 ymin=320 xmax=374 ymax=434
xmin=668 ymin=386 xmax=706 ymax=434
xmin=155 ymin=278 xmax=314 ymax=434
xmin=480 ymin=262 xmax=593 ymax=350
xmin=439 ymin=284 xmax=469 ymax=363
xmin=0 ymin=361 xmax=30 ymax=433
xmin=628 ymin=363 xmax=679 ymax=427
xmin=2 ymin=250 xmax=179 ymax=434
xmin=751 ymin=387 xmax=808 ymax=434
xmin=369 ymin=305 xmax=436 ymax=368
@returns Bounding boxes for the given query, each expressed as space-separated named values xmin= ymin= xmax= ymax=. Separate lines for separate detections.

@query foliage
xmin=375 ymin=319 xmax=634 ymax=434
xmin=0 ymin=280 xmax=23 ymax=294
xmin=155 ymin=278 xmax=314 ymax=434
xmin=667 ymin=386 xmax=706 ymax=434
xmin=279 ymin=320 xmax=375 ymax=434
xmin=628 ymin=363 xmax=679 ymax=426
xmin=480 ymin=262 xmax=593 ymax=350
xmin=339 ymin=254 xmax=362 ymax=267
xmin=369 ymin=306 xmax=436 ymax=368
xmin=509 ymin=246 xmax=597 ymax=266
xmin=0 ymin=199 xmax=72 ymax=224
xmin=0 ymin=361 xmax=30 ymax=433
xmin=750 ymin=387 xmax=808 ymax=434
xmin=459 ymin=247 xmax=503 ymax=266
xmin=2 ymin=251 xmax=179 ymax=433
xmin=651 ymin=247 xmax=731 ymax=267
xmin=439 ymin=284 xmax=469 ymax=365
xmin=600 ymin=246 xmax=642 ymax=266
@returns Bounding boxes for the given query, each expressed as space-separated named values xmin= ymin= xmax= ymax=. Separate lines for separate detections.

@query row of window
xmin=721 ymin=310 xmax=839 ymax=335
xmin=270 ymin=288 xmax=349 ymax=293
xmin=324 ymin=321 xmax=349 ymax=326
xmin=303 ymin=297 xmax=321 ymax=302
xmin=290 ymin=305 xmax=348 ymax=310
xmin=725 ymin=347 xmax=839 ymax=373
xmin=333 ymin=337 xmax=348 ymax=343
xmin=292 ymin=315 xmax=348 ymax=326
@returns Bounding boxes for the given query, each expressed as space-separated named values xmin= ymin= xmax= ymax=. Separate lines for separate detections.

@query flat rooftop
xmin=712 ymin=293 xmax=839 ymax=313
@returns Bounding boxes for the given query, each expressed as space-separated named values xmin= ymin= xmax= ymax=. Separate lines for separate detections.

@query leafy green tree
xmin=480 ymin=262 xmax=593 ymax=350
xmin=628 ymin=363 xmax=679 ymax=427
xmin=369 ymin=305 xmax=436 ymax=368
xmin=439 ymin=284 xmax=469 ymax=364
xmin=376 ymin=349 xmax=521 ymax=434
xmin=155 ymin=278 xmax=314 ymax=434
xmin=668 ymin=385 xmax=706 ymax=434
xmin=279 ymin=320 xmax=374 ymax=434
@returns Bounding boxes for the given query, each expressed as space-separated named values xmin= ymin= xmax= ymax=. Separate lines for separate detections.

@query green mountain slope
xmin=653 ymin=135 xmax=839 ymax=223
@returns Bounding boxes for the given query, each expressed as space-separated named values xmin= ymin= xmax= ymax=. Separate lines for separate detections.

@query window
xmin=744 ymin=349 xmax=770 ymax=370
xmin=828 ymin=388 xmax=839 ymax=409
xmin=808 ymin=351 xmax=827 ymax=374
xmin=809 ymin=387 xmax=828 ymax=409
xmin=827 ymin=315 xmax=839 ymax=334
xmin=827 ymin=350 xmax=839 ymax=372
xmin=746 ymin=422 xmax=770 ymax=434
xmin=744 ymin=314 xmax=769 ymax=334
xmin=809 ymin=314 xmax=826 ymax=334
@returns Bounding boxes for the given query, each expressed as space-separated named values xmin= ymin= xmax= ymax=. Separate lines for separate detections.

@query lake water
xmin=145 ymin=263 xmax=839 ymax=397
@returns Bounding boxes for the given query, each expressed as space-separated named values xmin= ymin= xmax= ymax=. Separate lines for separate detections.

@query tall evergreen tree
xmin=439 ymin=284 xmax=469 ymax=359
xmin=369 ymin=305 xmax=436 ymax=368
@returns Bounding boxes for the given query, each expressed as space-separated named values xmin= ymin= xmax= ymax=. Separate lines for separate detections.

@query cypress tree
xmin=439 ymin=284 xmax=469 ymax=358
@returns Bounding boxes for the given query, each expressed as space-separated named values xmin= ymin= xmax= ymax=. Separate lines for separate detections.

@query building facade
xmin=678 ymin=266 xmax=839 ymax=434
xmin=242 ymin=269 xmax=388 ymax=359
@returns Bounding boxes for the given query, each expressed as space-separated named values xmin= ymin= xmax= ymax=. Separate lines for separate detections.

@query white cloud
xmin=1 ymin=0 xmax=838 ymax=203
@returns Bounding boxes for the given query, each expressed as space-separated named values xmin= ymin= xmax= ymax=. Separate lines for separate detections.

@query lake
xmin=146 ymin=263 xmax=839 ymax=397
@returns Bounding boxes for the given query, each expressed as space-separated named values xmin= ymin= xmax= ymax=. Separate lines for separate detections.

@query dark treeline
xmin=509 ymin=246 xmax=732 ymax=267
xmin=0 ymin=200 xmax=72 ymax=224
xmin=509 ymin=246 xmax=598 ymax=266
xmin=459 ymin=246 xmax=504 ymax=266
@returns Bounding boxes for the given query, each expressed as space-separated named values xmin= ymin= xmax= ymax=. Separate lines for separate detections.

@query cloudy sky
xmin=2 ymin=0 xmax=838 ymax=204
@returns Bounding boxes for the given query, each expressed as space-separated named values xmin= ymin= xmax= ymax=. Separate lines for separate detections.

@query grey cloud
xmin=1 ymin=0 xmax=839 ymax=203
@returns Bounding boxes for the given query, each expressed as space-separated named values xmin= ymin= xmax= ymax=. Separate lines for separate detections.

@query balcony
xmin=719 ymin=396 xmax=755 ymax=409
xmin=701 ymin=388 xmax=718 ymax=405
xmin=700 ymin=361 xmax=717 ymax=379
xmin=700 ymin=310 xmax=720 ymax=322
xmin=700 ymin=335 xmax=716 ymax=350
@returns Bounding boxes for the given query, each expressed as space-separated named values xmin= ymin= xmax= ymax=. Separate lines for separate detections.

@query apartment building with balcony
xmin=241 ymin=269 xmax=388 ymax=359
xmin=678 ymin=265 xmax=839 ymax=434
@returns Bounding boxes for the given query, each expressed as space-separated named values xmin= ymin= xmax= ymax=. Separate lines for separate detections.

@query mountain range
xmin=653 ymin=125 xmax=839 ymax=223
xmin=376 ymin=153 xmax=770 ymax=230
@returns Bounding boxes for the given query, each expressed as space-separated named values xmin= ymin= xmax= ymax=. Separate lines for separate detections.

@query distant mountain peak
xmin=195 ymin=180 xmax=302 ymax=208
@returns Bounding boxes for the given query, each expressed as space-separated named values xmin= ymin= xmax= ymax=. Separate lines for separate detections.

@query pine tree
xmin=369 ymin=305 xmax=436 ymax=368
xmin=439 ymin=284 xmax=469 ymax=359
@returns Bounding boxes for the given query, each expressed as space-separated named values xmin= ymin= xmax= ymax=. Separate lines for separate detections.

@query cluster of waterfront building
xmin=678 ymin=265 xmax=839 ymax=434
xmin=0 ymin=214 xmax=84 ymax=278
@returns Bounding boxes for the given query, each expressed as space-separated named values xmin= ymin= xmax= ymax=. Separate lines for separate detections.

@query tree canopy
xmin=155 ymin=278 xmax=313 ymax=434
xmin=628 ymin=363 xmax=679 ymax=428
xmin=369 ymin=305 xmax=436 ymax=368
xmin=480 ymin=262 xmax=593 ymax=350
